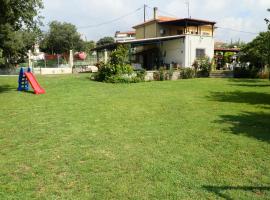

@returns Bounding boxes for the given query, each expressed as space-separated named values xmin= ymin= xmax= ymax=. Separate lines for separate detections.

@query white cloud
xmin=41 ymin=0 xmax=270 ymax=42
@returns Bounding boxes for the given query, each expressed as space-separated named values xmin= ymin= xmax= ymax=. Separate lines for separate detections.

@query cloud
xmin=41 ymin=0 xmax=270 ymax=42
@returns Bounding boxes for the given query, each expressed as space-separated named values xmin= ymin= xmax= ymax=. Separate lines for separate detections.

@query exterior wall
xmin=135 ymin=23 xmax=214 ymax=39
xmin=33 ymin=67 xmax=72 ymax=75
xmin=184 ymin=35 xmax=214 ymax=67
xmin=160 ymin=38 xmax=185 ymax=67
xmin=135 ymin=27 xmax=144 ymax=39
xmin=135 ymin=22 xmax=157 ymax=39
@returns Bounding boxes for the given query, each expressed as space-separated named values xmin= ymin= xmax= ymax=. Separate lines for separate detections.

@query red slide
xmin=24 ymin=72 xmax=46 ymax=95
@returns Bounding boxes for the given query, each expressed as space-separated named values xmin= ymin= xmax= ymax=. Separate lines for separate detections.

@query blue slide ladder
xmin=17 ymin=67 xmax=31 ymax=91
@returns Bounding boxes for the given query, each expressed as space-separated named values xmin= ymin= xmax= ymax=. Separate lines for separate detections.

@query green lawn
xmin=0 ymin=74 xmax=270 ymax=199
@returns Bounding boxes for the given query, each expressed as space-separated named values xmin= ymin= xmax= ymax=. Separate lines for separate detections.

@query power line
xmin=216 ymin=27 xmax=259 ymax=35
xmin=146 ymin=4 xmax=259 ymax=35
xmin=77 ymin=6 xmax=143 ymax=29
xmin=76 ymin=3 xmax=259 ymax=36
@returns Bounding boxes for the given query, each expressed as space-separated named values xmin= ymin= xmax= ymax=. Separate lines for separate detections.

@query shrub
xmin=93 ymin=45 xmax=145 ymax=83
xmin=153 ymin=67 xmax=173 ymax=81
xmin=258 ymin=70 xmax=270 ymax=79
xmin=180 ymin=67 xmax=195 ymax=79
xmin=193 ymin=56 xmax=211 ymax=77
xmin=233 ymin=66 xmax=260 ymax=78
xmin=109 ymin=45 xmax=129 ymax=66
xmin=135 ymin=69 xmax=146 ymax=81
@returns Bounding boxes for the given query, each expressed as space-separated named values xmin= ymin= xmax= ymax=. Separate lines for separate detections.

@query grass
xmin=0 ymin=74 xmax=270 ymax=199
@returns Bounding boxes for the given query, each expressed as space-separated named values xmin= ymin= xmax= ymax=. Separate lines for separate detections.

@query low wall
xmin=145 ymin=71 xmax=181 ymax=81
xmin=73 ymin=66 xmax=98 ymax=73
xmin=34 ymin=67 xmax=72 ymax=75
xmin=0 ymin=67 xmax=19 ymax=75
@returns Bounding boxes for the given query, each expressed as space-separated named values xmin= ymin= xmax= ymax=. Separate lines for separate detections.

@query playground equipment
xmin=18 ymin=67 xmax=45 ymax=95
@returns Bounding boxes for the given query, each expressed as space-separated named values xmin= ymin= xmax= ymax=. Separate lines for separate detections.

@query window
xmin=196 ymin=49 xmax=205 ymax=58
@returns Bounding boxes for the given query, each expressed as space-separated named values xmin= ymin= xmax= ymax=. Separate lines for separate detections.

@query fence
xmin=0 ymin=53 xmax=98 ymax=75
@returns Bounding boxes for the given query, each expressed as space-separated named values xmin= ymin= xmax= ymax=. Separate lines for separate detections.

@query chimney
xmin=154 ymin=7 xmax=158 ymax=20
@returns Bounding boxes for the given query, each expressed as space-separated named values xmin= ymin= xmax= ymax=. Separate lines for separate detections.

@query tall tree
xmin=240 ymin=32 xmax=270 ymax=68
xmin=40 ymin=21 xmax=84 ymax=54
xmin=0 ymin=0 xmax=43 ymax=67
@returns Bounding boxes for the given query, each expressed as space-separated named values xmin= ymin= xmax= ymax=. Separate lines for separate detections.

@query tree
xmin=96 ymin=37 xmax=115 ymax=47
xmin=40 ymin=21 xmax=84 ymax=54
xmin=240 ymin=32 xmax=270 ymax=68
xmin=0 ymin=0 xmax=43 ymax=67
xmin=82 ymin=41 xmax=95 ymax=54
xmin=265 ymin=9 xmax=270 ymax=30
xmin=264 ymin=8 xmax=270 ymax=79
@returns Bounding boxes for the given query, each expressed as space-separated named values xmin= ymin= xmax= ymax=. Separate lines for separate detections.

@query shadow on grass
xmin=229 ymin=84 xmax=270 ymax=87
xmin=209 ymin=91 xmax=270 ymax=106
xmin=0 ymin=85 xmax=16 ymax=93
xmin=228 ymin=79 xmax=264 ymax=83
xmin=203 ymin=185 xmax=270 ymax=200
xmin=228 ymin=79 xmax=270 ymax=87
xmin=216 ymin=112 xmax=270 ymax=143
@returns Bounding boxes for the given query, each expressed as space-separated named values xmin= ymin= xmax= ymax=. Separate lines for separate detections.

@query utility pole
xmin=144 ymin=4 xmax=146 ymax=38
xmin=144 ymin=4 xmax=146 ymax=22
xmin=185 ymin=0 xmax=190 ymax=18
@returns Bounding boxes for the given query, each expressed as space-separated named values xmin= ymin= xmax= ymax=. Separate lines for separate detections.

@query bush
xmin=153 ymin=67 xmax=173 ymax=81
xmin=258 ymin=71 xmax=270 ymax=79
xmin=93 ymin=45 xmax=145 ymax=83
xmin=135 ymin=69 xmax=146 ymax=81
xmin=193 ymin=56 xmax=211 ymax=77
xmin=233 ymin=66 xmax=260 ymax=78
xmin=180 ymin=68 xmax=195 ymax=79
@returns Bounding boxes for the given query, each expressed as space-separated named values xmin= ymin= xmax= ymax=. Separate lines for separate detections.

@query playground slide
xmin=24 ymin=72 xmax=46 ymax=94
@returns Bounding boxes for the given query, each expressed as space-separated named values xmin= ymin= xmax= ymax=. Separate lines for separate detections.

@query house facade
xmin=93 ymin=8 xmax=216 ymax=70
xmin=123 ymin=8 xmax=215 ymax=69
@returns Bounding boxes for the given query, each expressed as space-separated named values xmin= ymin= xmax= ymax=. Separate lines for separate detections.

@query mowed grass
xmin=0 ymin=74 xmax=270 ymax=199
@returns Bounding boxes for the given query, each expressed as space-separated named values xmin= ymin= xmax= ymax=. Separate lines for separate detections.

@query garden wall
xmin=34 ymin=67 xmax=72 ymax=75
xmin=145 ymin=71 xmax=181 ymax=81
xmin=0 ymin=67 xmax=19 ymax=75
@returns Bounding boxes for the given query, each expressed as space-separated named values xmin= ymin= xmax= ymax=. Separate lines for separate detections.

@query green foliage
xmin=0 ymin=0 xmax=43 ymax=30
xmin=223 ymin=52 xmax=235 ymax=63
xmin=240 ymin=31 xmax=270 ymax=68
xmin=153 ymin=67 xmax=173 ymax=81
xmin=82 ymin=41 xmax=95 ymax=54
xmin=180 ymin=67 xmax=195 ymax=79
xmin=40 ymin=21 xmax=84 ymax=54
xmin=233 ymin=66 xmax=260 ymax=78
xmin=109 ymin=45 xmax=129 ymax=66
xmin=0 ymin=48 xmax=4 ymax=65
xmin=94 ymin=45 xmax=145 ymax=83
xmin=193 ymin=56 xmax=211 ymax=77
xmin=0 ymin=0 xmax=43 ymax=68
xmin=96 ymin=37 xmax=115 ymax=47
xmin=265 ymin=9 xmax=270 ymax=31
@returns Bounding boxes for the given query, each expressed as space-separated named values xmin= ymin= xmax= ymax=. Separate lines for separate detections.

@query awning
xmin=91 ymin=35 xmax=185 ymax=51
xmin=119 ymin=35 xmax=185 ymax=47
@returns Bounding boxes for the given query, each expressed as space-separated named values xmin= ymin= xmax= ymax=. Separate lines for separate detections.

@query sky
xmin=41 ymin=0 xmax=270 ymax=43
